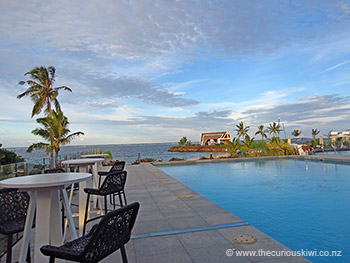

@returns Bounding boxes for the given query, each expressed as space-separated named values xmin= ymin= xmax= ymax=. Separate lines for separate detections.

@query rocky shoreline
xmin=168 ymin=145 xmax=229 ymax=152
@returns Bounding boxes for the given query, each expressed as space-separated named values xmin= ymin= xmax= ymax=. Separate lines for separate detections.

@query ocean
xmin=6 ymin=142 xmax=223 ymax=164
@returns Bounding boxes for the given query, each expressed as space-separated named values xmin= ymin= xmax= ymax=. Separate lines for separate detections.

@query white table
xmin=80 ymin=153 xmax=109 ymax=158
xmin=61 ymin=158 xmax=104 ymax=233
xmin=0 ymin=172 xmax=92 ymax=263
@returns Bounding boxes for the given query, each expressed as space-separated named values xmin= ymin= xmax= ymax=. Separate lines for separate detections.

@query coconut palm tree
xmin=266 ymin=122 xmax=282 ymax=138
xmin=243 ymin=134 xmax=255 ymax=149
xmin=255 ymin=125 xmax=268 ymax=142
xmin=235 ymin=122 xmax=250 ymax=142
xmin=17 ymin=66 xmax=72 ymax=117
xmin=292 ymin=130 xmax=302 ymax=137
xmin=225 ymin=137 xmax=241 ymax=152
xmin=311 ymin=129 xmax=320 ymax=140
xmin=27 ymin=110 xmax=84 ymax=167
xmin=178 ymin=137 xmax=187 ymax=146
xmin=292 ymin=130 xmax=302 ymax=143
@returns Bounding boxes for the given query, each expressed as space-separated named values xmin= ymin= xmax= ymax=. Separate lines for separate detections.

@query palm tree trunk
xmin=55 ymin=149 xmax=59 ymax=168
xmin=49 ymin=151 xmax=54 ymax=168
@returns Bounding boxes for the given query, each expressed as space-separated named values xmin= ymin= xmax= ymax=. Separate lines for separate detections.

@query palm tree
xmin=311 ymin=129 xmax=320 ymax=140
xmin=292 ymin=130 xmax=302 ymax=137
xmin=225 ymin=137 xmax=241 ymax=152
xmin=178 ymin=137 xmax=188 ymax=147
xmin=266 ymin=122 xmax=282 ymax=138
xmin=235 ymin=122 xmax=250 ymax=142
xmin=255 ymin=125 xmax=268 ymax=142
xmin=292 ymin=130 xmax=302 ymax=143
xmin=243 ymin=134 xmax=255 ymax=149
xmin=27 ymin=110 xmax=84 ymax=167
xmin=17 ymin=66 xmax=72 ymax=117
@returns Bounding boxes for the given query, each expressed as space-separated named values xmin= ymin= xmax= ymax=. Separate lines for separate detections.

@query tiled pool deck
xmin=101 ymin=162 xmax=309 ymax=263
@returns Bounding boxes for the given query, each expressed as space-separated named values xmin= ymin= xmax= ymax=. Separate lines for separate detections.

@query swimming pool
xmin=159 ymin=159 xmax=349 ymax=262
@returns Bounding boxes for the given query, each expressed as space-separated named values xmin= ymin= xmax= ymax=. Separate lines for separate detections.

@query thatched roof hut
xmin=200 ymin=132 xmax=232 ymax=145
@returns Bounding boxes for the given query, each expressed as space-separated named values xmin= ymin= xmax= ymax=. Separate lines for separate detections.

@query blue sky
xmin=1 ymin=0 xmax=350 ymax=147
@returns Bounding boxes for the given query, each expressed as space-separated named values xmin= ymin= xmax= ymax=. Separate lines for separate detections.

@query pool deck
xmin=101 ymin=163 xmax=309 ymax=263
xmin=299 ymin=153 xmax=350 ymax=163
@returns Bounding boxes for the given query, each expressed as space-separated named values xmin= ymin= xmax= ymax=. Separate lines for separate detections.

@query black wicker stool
xmin=0 ymin=188 xmax=32 ymax=263
xmin=98 ymin=161 xmax=126 ymax=206
xmin=83 ymin=171 xmax=127 ymax=235
xmin=41 ymin=202 xmax=139 ymax=263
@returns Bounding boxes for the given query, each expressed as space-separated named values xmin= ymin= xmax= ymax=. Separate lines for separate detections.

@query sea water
xmin=6 ymin=143 xmax=223 ymax=164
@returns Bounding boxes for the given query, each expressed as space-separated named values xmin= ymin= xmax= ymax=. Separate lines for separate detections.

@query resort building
xmin=329 ymin=130 xmax=350 ymax=142
xmin=200 ymin=131 xmax=233 ymax=145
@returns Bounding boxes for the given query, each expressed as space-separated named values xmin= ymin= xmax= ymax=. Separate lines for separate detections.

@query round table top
xmin=0 ymin=172 xmax=92 ymax=189
xmin=61 ymin=158 xmax=104 ymax=165
xmin=80 ymin=154 xmax=109 ymax=158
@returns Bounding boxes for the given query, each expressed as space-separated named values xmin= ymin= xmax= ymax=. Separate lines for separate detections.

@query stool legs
xmin=120 ymin=245 xmax=128 ymax=263
xmin=6 ymin=234 xmax=12 ymax=263
xmin=5 ymin=235 xmax=31 ymax=263
xmin=83 ymin=194 xmax=90 ymax=236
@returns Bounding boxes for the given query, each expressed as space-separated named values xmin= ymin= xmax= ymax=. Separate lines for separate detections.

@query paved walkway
xmin=299 ymin=153 xmax=350 ymax=163
xmin=101 ymin=163 xmax=309 ymax=263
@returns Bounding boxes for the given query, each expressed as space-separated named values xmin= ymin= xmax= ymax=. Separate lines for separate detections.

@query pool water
xmin=159 ymin=159 xmax=350 ymax=262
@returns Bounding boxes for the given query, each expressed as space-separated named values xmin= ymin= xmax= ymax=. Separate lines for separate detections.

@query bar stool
xmin=0 ymin=188 xmax=32 ymax=263
xmin=83 ymin=171 xmax=127 ymax=235
xmin=41 ymin=202 xmax=139 ymax=263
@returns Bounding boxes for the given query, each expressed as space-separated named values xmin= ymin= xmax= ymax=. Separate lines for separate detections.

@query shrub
xmin=102 ymin=159 xmax=120 ymax=166
xmin=140 ymin=158 xmax=155 ymax=163
xmin=250 ymin=140 xmax=268 ymax=149
xmin=0 ymin=146 xmax=25 ymax=165
xmin=169 ymin=157 xmax=185 ymax=161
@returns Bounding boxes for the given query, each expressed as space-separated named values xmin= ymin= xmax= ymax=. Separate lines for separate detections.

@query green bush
xmin=0 ymin=147 xmax=25 ymax=165
xmin=251 ymin=141 xmax=268 ymax=149
xmin=141 ymin=158 xmax=155 ymax=163
xmin=169 ymin=157 xmax=185 ymax=161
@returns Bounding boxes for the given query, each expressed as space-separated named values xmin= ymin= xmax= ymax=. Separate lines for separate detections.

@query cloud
xmin=62 ymin=73 xmax=199 ymax=108
xmin=1 ymin=0 xmax=348 ymax=61
xmin=95 ymin=94 xmax=350 ymax=138
xmin=195 ymin=110 xmax=232 ymax=118
xmin=96 ymin=109 xmax=235 ymax=134
xmin=241 ymin=94 xmax=350 ymax=132
xmin=323 ymin=60 xmax=350 ymax=73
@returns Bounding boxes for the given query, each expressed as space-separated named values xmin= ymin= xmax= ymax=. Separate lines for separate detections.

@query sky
xmin=1 ymin=0 xmax=350 ymax=147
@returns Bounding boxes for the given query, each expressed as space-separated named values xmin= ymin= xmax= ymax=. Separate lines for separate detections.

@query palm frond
xmin=55 ymin=86 xmax=72 ymax=92
xmin=48 ymin=66 xmax=56 ymax=83
xmin=31 ymin=96 xmax=46 ymax=117
xmin=27 ymin=142 xmax=49 ymax=153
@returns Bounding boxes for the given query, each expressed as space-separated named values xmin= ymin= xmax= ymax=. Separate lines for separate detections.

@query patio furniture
xmin=98 ymin=161 xmax=126 ymax=205
xmin=0 ymin=172 xmax=92 ymax=263
xmin=61 ymin=158 xmax=104 ymax=234
xmin=41 ymin=202 xmax=140 ymax=263
xmin=97 ymin=161 xmax=125 ymax=187
xmin=83 ymin=171 xmax=127 ymax=235
xmin=0 ymin=188 xmax=31 ymax=263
